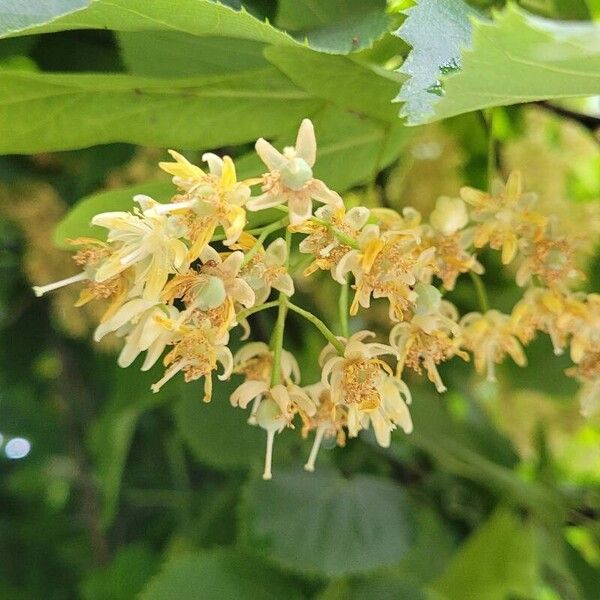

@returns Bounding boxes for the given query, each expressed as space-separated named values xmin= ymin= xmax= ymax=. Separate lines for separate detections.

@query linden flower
xmin=320 ymin=331 xmax=413 ymax=447
xmin=237 ymin=237 xmax=294 ymax=305
xmin=566 ymin=353 xmax=600 ymax=418
xmin=151 ymin=328 xmax=233 ymax=400
xmin=94 ymin=300 xmax=185 ymax=370
xmin=295 ymin=205 xmax=370 ymax=278
xmin=460 ymin=171 xmax=547 ymax=264
xmin=157 ymin=150 xmax=251 ymax=253
xmin=91 ymin=195 xmax=188 ymax=301
xmin=302 ymin=382 xmax=347 ymax=472
xmin=459 ymin=310 xmax=527 ymax=382
xmin=162 ymin=246 xmax=255 ymax=313
xmin=247 ymin=119 xmax=343 ymax=225
xmin=565 ymin=294 xmax=600 ymax=364
xmin=515 ymin=236 xmax=584 ymax=289
xmin=336 ymin=225 xmax=434 ymax=321
xmin=390 ymin=284 xmax=466 ymax=393
xmin=32 ymin=238 xmax=130 ymax=321
xmin=232 ymin=342 xmax=300 ymax=423
xmin=429 ymin=196 xmax=469 ymax=237
xmin=511 ymin=287 xmax=579 ymax=355
xmin=230 ymin=381 xmax=315 ymax=480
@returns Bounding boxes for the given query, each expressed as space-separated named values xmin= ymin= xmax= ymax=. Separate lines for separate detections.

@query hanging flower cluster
xmin=33 ymin=120 xmax=599 ymax=479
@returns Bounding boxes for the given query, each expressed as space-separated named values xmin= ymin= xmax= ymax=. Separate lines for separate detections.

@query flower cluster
xmin=33 ymin=119 xmax=599 ymax=479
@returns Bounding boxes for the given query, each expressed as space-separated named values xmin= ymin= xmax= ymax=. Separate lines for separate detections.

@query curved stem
xmin=236 ymin=300 xmax=279 ymax=324
xmin=242 ymin=218 xmax=289 ymax=267
xmin=286 ymin=301 xmax=345 ymax=355
xmin=310 ymin=216 xmax=360 ymax=249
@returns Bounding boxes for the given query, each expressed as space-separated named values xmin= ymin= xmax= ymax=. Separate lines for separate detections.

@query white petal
xmin=295 ymin=119 xmax=316 ymax=167
xmin=255 ymin=138 xmax=286 ymax=171
xmin=202 ymin=152 xmax=223 ymax=177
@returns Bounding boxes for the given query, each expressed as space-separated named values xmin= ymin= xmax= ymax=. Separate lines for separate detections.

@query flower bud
xmin=430 ymin=197 xmax=468 ymax=236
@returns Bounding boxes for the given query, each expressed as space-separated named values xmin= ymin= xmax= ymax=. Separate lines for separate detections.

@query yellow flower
xmin=302 ymin=382 xmax=347 ymax=472
xmin=320 ymin=331 xmax=412 ymax=447
xmin=231 ymin=341 xmax=300 ymax=423
xmin=390 ymin=284 xmax=466 ymax=393
xmin=151 ymin=329 xmax=233 ymax=400
xmin=157 ymin=151 xmax=251 ymax=254
xmin=91 ymin=196 xmax=188 ymax=301
xmin=230 ymin=381 xmax=315 ymax=480
xmin=247 ymin=119 xmax=342 ymax=225
xmin=296 ymin=205 xmax=370 ymax=278
xmin=566 ymin=353 xmax=600 ymax=417
xmin=460 ymin=171 xmax=547 ymax=264
xmin=459 ymin=310 xmax=527 ymax=382
xmin=336 ymin=224 xmax=434 ymax=321
xmin=237 ymin=237 xmax=294 ymax=304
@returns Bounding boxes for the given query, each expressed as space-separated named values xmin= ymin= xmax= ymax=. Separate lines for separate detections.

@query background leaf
xmin=141 ymin=549 xmax=304 ymax=600
xmin=240 ymin=469 xmax=417 ymax=576
xmin=433 ymin=508 xmax=538 ymax=600
xmin=0 ymin=0 xmax=90 ymax=36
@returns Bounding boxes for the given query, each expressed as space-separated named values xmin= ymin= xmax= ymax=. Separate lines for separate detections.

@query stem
xmin=470 ymin=272 xmax=490 ymax=313
xmin=269 ymin=229 xmax=292 ymax=386
xmin=236 ymin=300 xmax=279 ymax=325
xmin=286 ymin=301 xmax=345 ymax=355
xmin=242 ymin=218 xmax=288 ymax=267
xmin=211 ymin=217 xmax=287 ymax=243
xmin=310 ymin=217 xmax=360 ymax=249
xmin=338 ymin=278 xmax=349 ymax=338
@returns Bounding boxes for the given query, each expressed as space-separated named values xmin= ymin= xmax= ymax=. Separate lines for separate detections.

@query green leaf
xmin=81 ymin=543 xmax=158 ymax=600
xmin=394 ymin=0 xmax=478 ymax=125
xmin=141 ymin=549 xmax=303 ymax=600
xmin=118 ymin=32 xmax=268 ymax=77
xmin=0 ymin=68 xmax=322 ymax=155
xmin=240 ymin=468 xmax=416 ymax=576
xmin=264 ymin=45 xmax=401 ymax=122
xmin=88 ymin=364 xmax=173 ymax=527
xmin=53 ymin=180 xmax=171 ymax=248
xmin=433 ymin=508 xmax=538 ymax=600
xmin=0 ymin=0 xmax=90 ymax=36
xmin=174 ymin=378 xmax=266 ymax=470
xmin=276 ymin=0 xmax=392 ymax=53
xmin=398 ymin=4 xmax=600 ymax=125
xmin=0 ymin=0 xmax=297 ymax=46
xmin=318 ymin=579 xmax=441 ymax=600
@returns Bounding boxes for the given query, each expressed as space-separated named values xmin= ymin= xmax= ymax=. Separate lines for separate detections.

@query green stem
xmin=338 ymin=278 xmax=349 ymax=338
xmin=236 ymin=300 xmax=279 ymax=324
xmin=269 ymin=229 xmax=292 ymax=386
xmin=242 ymin=218 xmax=288 ymax=267
xmin=480 ymin=108 xmax=498 ymax=192
xmin=309 ymin=216 xmax=360 ymax=249
xmin=211 ymin=218 xmax=287 ymax=243
xmin=470 ymin=272 xmax=490 ymax=313
xmin=287 ymin=301 xmax=345 ymax=355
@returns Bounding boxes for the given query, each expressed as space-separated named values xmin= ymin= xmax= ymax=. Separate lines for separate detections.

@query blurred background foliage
xmin=0 ymin=0 xmax=599 ymax=599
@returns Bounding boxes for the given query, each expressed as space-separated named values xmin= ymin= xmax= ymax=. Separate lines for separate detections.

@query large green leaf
xmin=118 ymin=32 xmax=269 ymax=77
xmin=396 ymin=3 xmax=600 ymax=125
xmin=0 ymin=0 xmax=89 ymax=36
xmin=0 ymin=0 xmax=390 ymax=55
xmin=0 ymin=68 xmax=321 ymax=154
xmin=433 ymin=508 xmax=538 ymax=600
xmin=276 ymin=0 xmax=392 ymax=54
xmin=264 ymin=45 xmax=401 ymax=122
xmin=141 ymin=549 xmax=303 ymax=600
xmin=240 ymin=468 xmax=417 ymax=576
xmin=394 ymin=0 xmax=478 ymax=125
xmin=0 ymin=0 xmax=297 ymax=46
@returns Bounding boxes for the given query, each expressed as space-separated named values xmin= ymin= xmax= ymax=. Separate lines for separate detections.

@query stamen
xmin=304 ymin=425 xmax=326 ymax=472
xmin=262 ymin=429 xmax=276 ymax=480
xmin=32 ymin=271 xmax=88 ymax=297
